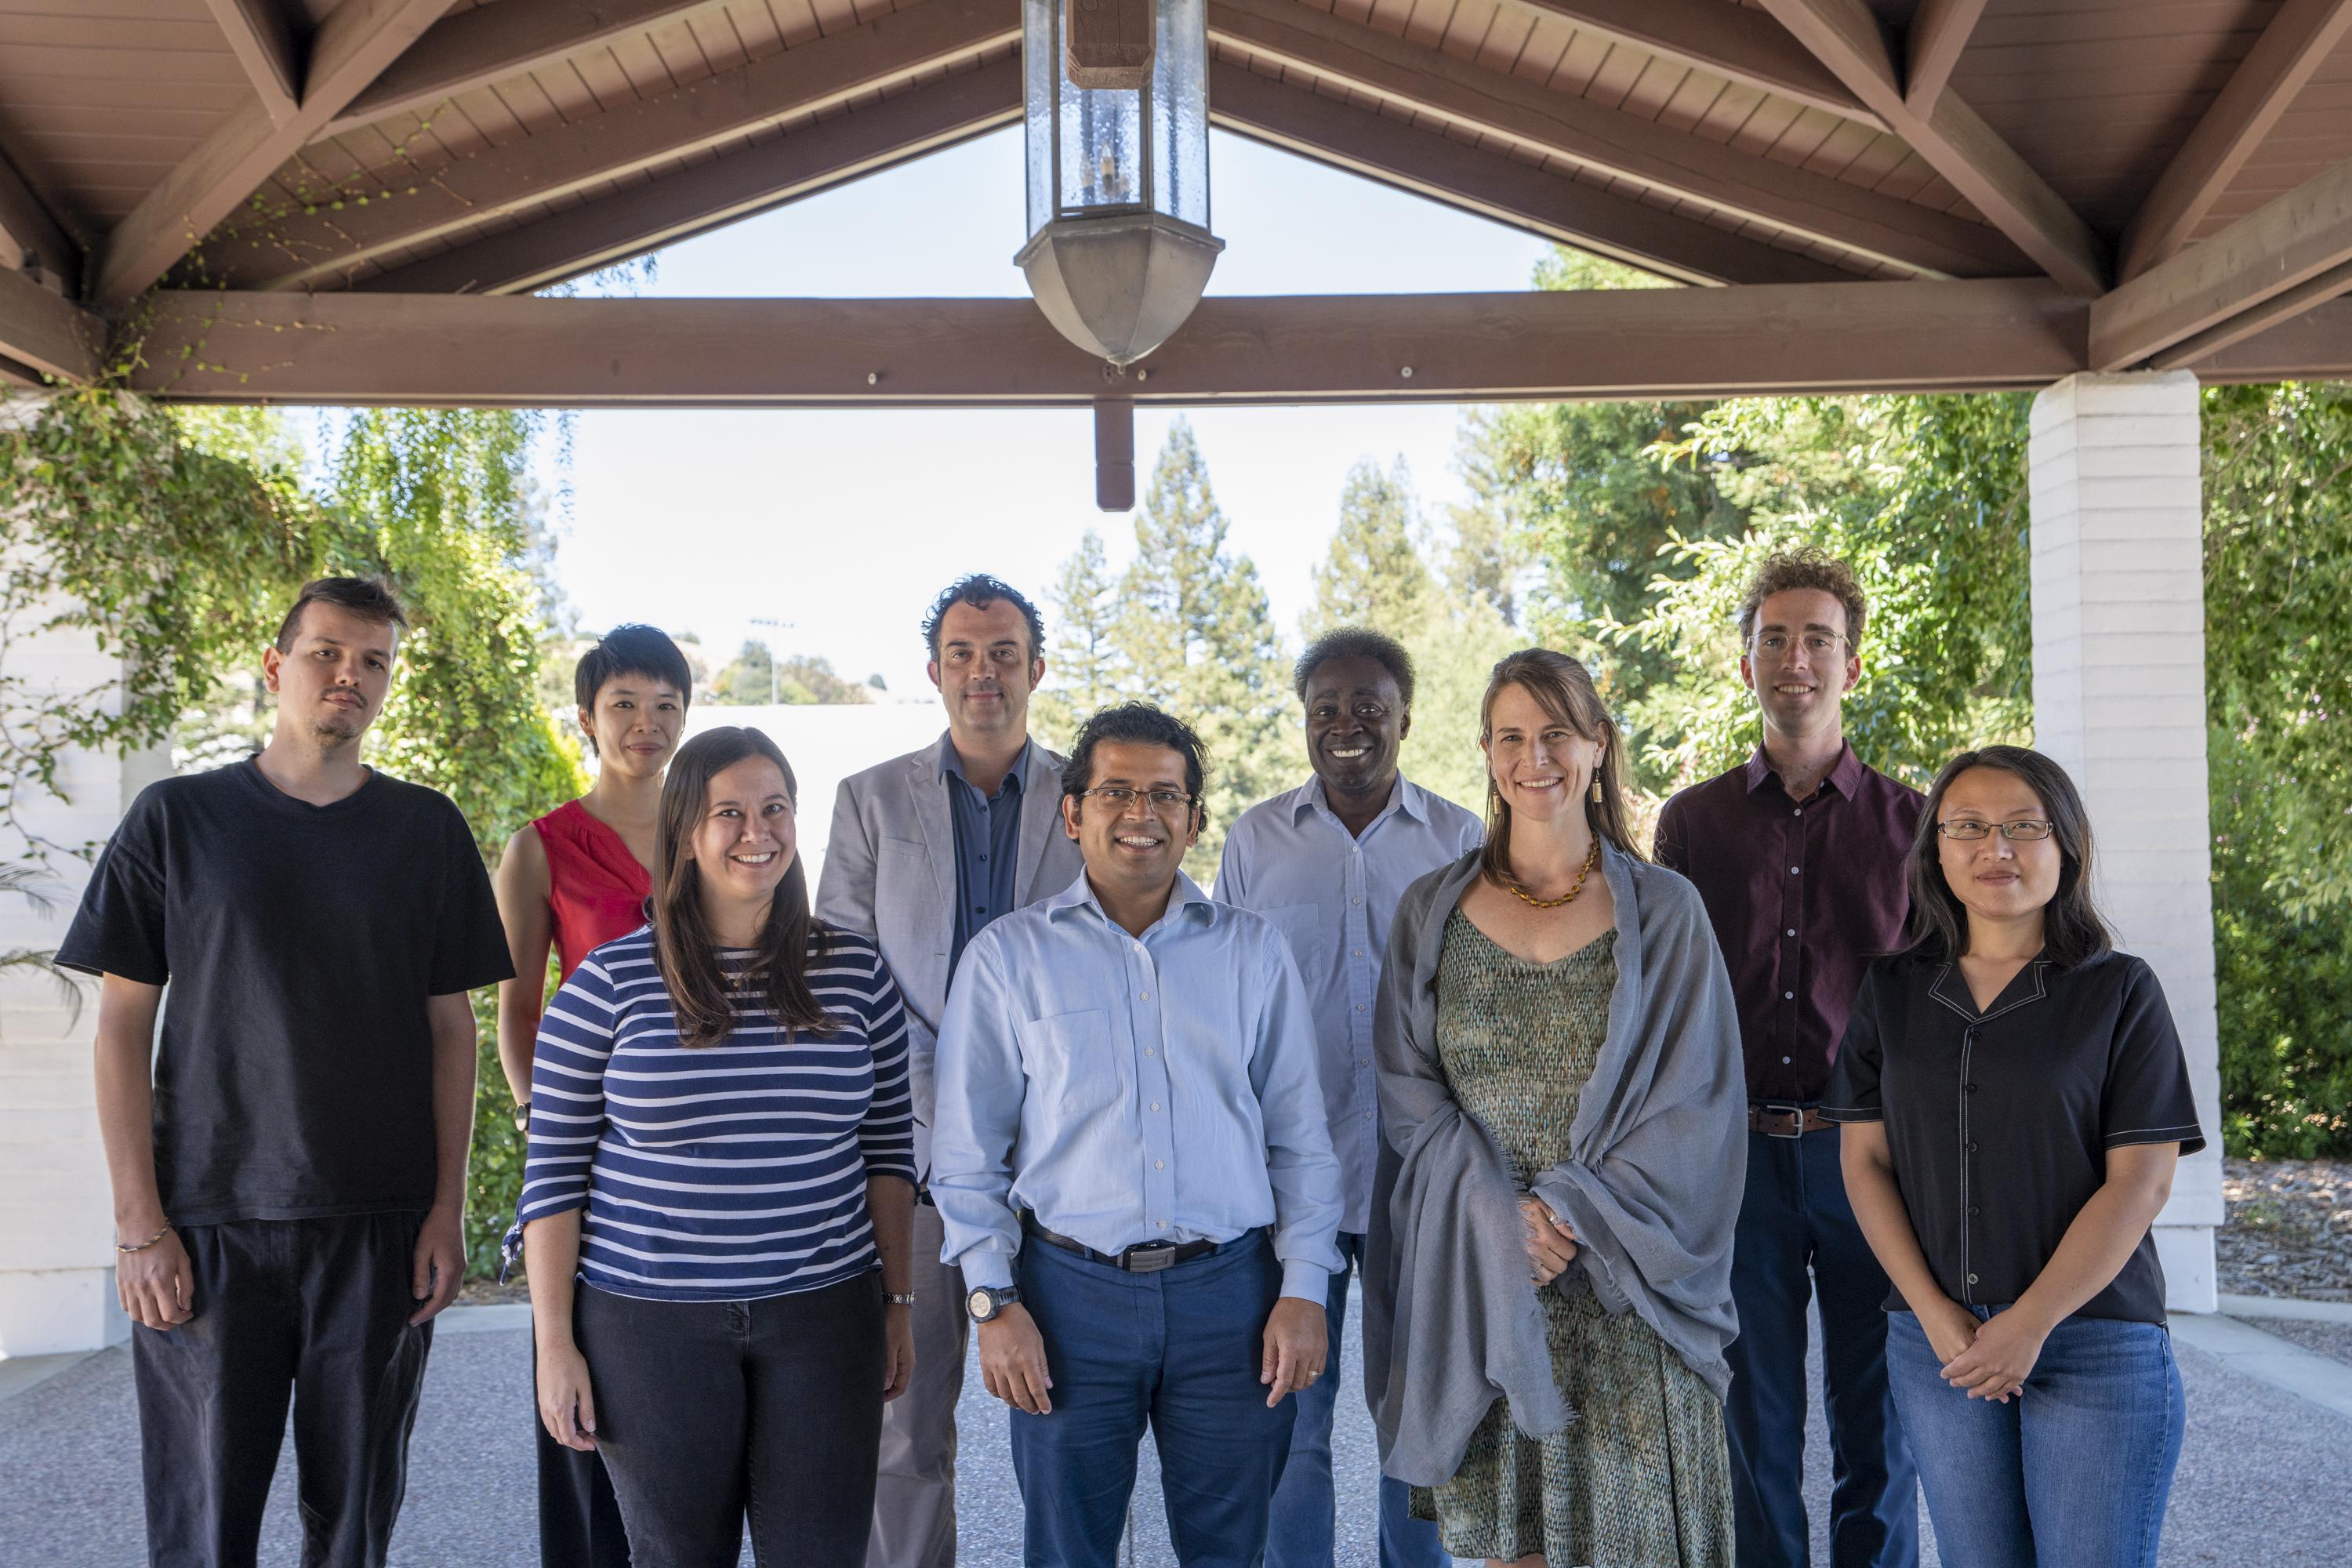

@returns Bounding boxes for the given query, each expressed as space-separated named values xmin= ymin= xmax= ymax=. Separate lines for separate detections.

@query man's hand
xmin=1940 ymin=1307 xmax=2047 ymax=1403
xmin=1259 ymin=1296 xmax=1327 ymax=1408
xmin=978 ymin=1304 xmax=1053 ymax=1415
xmin=1519 ymin=1195 xmax=1579 ymax=1285
xmin=883 ymin=1301 xmax=916 ymax=1401
xmin=409 ymin=1205 xmax=465 ymax=1326
xmin=536 ymin=1341 xmax=598 ymax=1451
xmin=117 ymin=1225 xmax=194 ymax=1331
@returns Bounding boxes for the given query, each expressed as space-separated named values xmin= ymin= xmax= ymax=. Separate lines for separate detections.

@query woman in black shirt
xmin=1826 ymin=745 xmax=2203 ymax=1568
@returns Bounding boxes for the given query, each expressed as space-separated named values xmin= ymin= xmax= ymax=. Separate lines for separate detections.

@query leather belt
xmin=1749 ymin=1102 xmax=1837 ymax=1138
xmin=1022 ymin=1213 xmax=1229 ymax=1274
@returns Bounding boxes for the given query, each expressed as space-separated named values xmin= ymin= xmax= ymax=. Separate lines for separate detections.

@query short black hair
xmin=274 ymin=576 xmax=407 ymax=653
xmin=1294 ymin=627 xmax=1416 ymax=706
xmin=921 ymin=573 xmax=1046 ymax=662
xmin=1061 ymin=702 xmax=1208 ymax=815
xmin=575 ymin=624 xmax=694 ymax=717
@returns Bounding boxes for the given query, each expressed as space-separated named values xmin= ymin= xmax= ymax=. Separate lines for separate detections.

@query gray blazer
xmin=1363 ymin=842 xmax=1746 ymax=1485
xmin=815 ymin=735 xmax=1083 ymax=1174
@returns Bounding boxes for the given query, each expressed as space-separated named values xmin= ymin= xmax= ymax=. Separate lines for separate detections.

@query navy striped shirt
xmin=506 ymin=924 xmax=916 ymax=1302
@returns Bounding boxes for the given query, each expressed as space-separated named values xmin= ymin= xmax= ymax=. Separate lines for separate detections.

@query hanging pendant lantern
xmin=1017 ymin=0 xmax=1222 ymax=366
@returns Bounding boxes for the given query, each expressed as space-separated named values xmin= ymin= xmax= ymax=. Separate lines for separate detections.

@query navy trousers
xmin=1009 ymin=1232 xmax=1297 ymax=1568
xmin=1725 ymin=1127 xmax=1920 ymax=1568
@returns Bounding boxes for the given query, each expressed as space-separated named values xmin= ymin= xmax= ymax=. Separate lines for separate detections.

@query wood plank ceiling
xmin=2 ymin=0 xmax=2350 ymax=390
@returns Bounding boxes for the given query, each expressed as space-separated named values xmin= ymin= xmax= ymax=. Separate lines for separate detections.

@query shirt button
xmin=1965 ymin=1082 xmax=1976 ymax=1093
xmin=1793 ymin=808 xmax=1802 ymax=817
xmin=1353 ymin=950 xmax=1364 ymax=959
xmin=1965 ymin=1142 xmax=1979 ymax=1153
xmin=978 ymin=853 xmax=987 ymax=862
xmin=1790 ymin=866 xmax=1801 ymax=875
xmin=1356 ymin=1004 xmax=1367 ymax=1012
xmin=1781 ymin=1056 xmax=1791 ymax=1065
xmin=1150 ymin=1102 xmax=1161 ymax=1112
xmin=1786 ymin=928 xmax=1796 ymax=938
xmin=1784 ymin=991 xmax=1794 ymax=1000
xmin=1157 ymin=1219 xmax=1168 ymax=1229
xmin=1156 ymin=1160 xmax=1166 ymax=1170
xmin=1139 ymin=992 xmax=1149 ymax=1000
xmin=1144 ymin=1048 xmax=1154 ymax=1057
xmin=1352 ymin=896 xmax=1363 ymax=905
xmin=1967 ymin=1273 xmax=1979 ymax=1285
xmin=1969 ymin=1205 xmax=1980 ymax=1217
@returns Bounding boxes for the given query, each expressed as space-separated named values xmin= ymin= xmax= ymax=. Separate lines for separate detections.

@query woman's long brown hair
xmin=653 ymin=726 xmax=837 ymax=1047
xmin=1479 ymin=648 xmax=1642 ymax=888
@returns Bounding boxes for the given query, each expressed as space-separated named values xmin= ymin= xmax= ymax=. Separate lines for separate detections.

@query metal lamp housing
xmin=1018 ymin=0 xmax=1222 ymax=366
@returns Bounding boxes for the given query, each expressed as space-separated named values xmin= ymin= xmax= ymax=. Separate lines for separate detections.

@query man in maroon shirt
xmin=1655 ymin=551 xmax=1922 ymax=1568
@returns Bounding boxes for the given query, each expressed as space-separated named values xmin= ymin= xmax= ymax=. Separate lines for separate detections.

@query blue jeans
xmin=1265 ymin=1231 xmax=1447 ymax=1568
xmin=1009 ymin=1232 xmax=1297 ymax=1567
xmin=1724 ymin=1128 xmax=1919 ymax=1568
xmin=1886 ymin=1307 xmax=2184 ymax=1568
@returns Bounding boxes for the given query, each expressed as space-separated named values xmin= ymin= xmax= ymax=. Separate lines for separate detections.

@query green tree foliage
xmin=1033 ymin=527 xmax=1123 ymax=753
xmin=707 ymin=639 xmax=871 ymax=705
xmin=1308 ymin=459 xmax=1432 ymax=639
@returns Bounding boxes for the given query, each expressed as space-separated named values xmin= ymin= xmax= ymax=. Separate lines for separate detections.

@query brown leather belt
xmin=1749 ymin=1102 xmax=1837 ymax=1138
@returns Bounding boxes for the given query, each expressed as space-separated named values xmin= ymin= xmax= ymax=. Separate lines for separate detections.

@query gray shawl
xmin=1363 ymin=843 xmax=1746 ymax=1486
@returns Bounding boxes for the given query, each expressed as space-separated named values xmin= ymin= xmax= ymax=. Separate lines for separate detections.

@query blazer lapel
xmin=1015 ymin=744 xmax=1070 ymax=902
xmin=906 ymin=751 xmax=954 ymax=920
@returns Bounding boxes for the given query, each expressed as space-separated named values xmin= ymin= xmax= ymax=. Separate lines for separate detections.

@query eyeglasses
xmin=1076 ymin=786 xmax=1195 ymax=814
xmin=1936 ymin=819 xmax=2055 ymax=841
xmin=1755 ymin=632 xmax=1848 ymax=658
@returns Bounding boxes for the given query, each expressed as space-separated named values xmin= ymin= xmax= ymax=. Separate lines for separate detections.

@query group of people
xmin=63 ymin=552 xmax=2205 ymax=1568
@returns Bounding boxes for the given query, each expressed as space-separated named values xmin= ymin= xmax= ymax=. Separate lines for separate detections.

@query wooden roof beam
xmin=205 ymin=0 xmax=1022 ymax=292
xmin=2117 ymin=0 xmax=2352 ymax=282
xmin=204 ymin=0 xmax=303 ymax=126
xmin=325 ymin=0 xmax=728 ymax=140
xmin=1904 ymin=0 xmax=1987 ymax=116
xmin=1755 ymin=0 xmax=2108 ymax=296
xmin=1207 ymin=0 xmax=2027 ymax=280
xmin=0 ymin=264 xmax=107 ymax=383
xmin=125 ymin=279 xmax=2096 ymax=406
xmin=1207 ymin=63 xmax=1849 ymax=286
xmin=92 ymin=0 xmax=452 ymax=310
xmin=2091 ymin=154 xmax=2352 ymax=371
xmin=0 ymin=147 xmax=83 ymax=298
xmin=359 ymin=60 xmax=1022 ymax=295
xmin=1498 ymin=0 xmax=1878 ymax=128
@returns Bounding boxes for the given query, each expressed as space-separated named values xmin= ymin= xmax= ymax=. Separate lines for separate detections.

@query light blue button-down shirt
xmin=1215 ymin=775 xmax=1485 ymax=1233
xmin=931 ymin=868 xmax=1345 ymax=1303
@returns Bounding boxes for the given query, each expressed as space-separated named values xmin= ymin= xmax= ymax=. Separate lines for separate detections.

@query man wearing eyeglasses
xmin=1655 ymin=550 xmax=1925 ymax=1568
xmin=930 ymin=702 xmax=1345 ymax=1568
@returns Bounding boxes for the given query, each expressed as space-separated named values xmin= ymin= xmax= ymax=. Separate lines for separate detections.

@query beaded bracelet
xmin=117 ymin=1224 xmax=173 ymax=1254
xmin=884 ymin=1291 xmax=918 ymax=1307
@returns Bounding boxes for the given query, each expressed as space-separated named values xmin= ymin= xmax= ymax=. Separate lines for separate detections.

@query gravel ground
xmin=5 ymin=1294 xmax=2349 ymax=1566
xmin=2217 ymin=1157 xmax=2352 ymax=1301
xmin=2241 ymin=1316 xmax=2352 ymax=1367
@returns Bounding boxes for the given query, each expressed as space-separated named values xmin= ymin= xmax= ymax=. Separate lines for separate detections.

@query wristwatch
xmin=513 ymin=1101 xmax=530 ymax=1134
xmin=967 ymin=1283 xmax=1021 ymax=1323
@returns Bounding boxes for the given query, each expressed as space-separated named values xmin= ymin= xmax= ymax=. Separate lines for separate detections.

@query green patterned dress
xmin=1410 ymin=909 xmax=1733 ymax=1567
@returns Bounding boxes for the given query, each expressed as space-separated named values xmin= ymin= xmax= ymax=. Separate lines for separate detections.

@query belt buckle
xmin=1123 ymin=1242 xmax=1178 ymax=1274
xmin=1762 ymin=1101 xmax=1809 ymax=1139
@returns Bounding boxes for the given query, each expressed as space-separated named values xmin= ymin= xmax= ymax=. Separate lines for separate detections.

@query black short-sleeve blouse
xmin=1824 ymin=949 xmax=2205 ymax=1325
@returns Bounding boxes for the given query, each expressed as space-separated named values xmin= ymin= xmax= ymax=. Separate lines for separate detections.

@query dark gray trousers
xmin=132 ymin=1211 xmax=433 ymax=1568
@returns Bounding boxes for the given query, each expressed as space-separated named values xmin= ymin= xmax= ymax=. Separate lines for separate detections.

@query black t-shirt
xmin=1824 ymin=950 xmax=2205 ymax=1324
xmin=57 ymin=758 xmax=514 ymax=1225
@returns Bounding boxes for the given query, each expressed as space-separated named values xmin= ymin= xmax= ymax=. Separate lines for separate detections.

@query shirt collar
xmin=938 ymin=733 xmax=1029 ymax=796
xmin=1044 ymin=866 xmax=1216 ymax=933
xmin=1741 ymin=739 xmax=1864 ymax=799
xmin=1293 ymin=772 xmax=1426 ymax=828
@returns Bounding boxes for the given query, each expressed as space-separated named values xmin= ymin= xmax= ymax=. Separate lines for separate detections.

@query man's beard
xmin=307 ymin=713 xmax=365 ymax=749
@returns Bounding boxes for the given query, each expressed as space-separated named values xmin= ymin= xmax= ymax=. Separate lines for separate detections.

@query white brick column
xmin=2028 ymin=370 xmax=2223 ymax=1313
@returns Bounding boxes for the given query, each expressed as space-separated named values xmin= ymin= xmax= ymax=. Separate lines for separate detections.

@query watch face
xmin=967 ymin=1287 xmax=993 ymax=1320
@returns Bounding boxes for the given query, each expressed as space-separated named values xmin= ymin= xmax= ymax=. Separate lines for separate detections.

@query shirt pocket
xmin=1013 ymin=1008 xmax=1118 ymax=1117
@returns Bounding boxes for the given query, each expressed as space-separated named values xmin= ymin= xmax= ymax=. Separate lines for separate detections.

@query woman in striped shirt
xmin=511 ymin=725 xmax=917 ymax=1568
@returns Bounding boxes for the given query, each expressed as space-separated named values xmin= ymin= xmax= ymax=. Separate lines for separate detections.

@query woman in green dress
xmin=1368 ymin=648 xmax=1746 ymax=1568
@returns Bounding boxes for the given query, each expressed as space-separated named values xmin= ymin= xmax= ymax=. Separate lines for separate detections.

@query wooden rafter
xmin=2197 ymin=294 xmax=2352 ymax=382
xmin=2148 ymin=259 xmax=2352 ymax=372
xmin=203 ymin=0 xmax=303 ymax=125
xmin=1755 ymin=0 xmax=2107 ymax=296
xmin=93 ymin=0 xmax=452 ymax=310
xmin=1499 ymin=0 xmax=1877 ymax=127
xmin=359 ymin=60 xmax=1022 ymax=295
xmin=325 ymin=0 xmax=726 ymax=139
xmin=0 ymin=264 xmax=107 ymax=383
xmin=1904 ymin=0 xmax=1988 ymax=115
xmin=0 ymin=148 xmax=82 ymax=296
xmin=1208 ymin=0 xmax=2027 ymax=280
xmin=2117 ymin=0 xmax=2352 ymax=281
xmin=1208 ymin=63 xmax=1849 ymax=286
xmin=206 ymin=0 xmax=1021 ymax=291
xmin=2091 ymin=155 xmax=2352 ymax=371
xmin=126 ymin=280 xmax=2098 ymax=406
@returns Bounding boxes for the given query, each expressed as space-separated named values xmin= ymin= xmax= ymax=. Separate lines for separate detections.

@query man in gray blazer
xmin=818 ymin=573 xmax=1084 ymax=1568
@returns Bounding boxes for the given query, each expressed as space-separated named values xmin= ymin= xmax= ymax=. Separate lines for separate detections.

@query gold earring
xmin=1589 ymin=777 xmax=1603 ymax=805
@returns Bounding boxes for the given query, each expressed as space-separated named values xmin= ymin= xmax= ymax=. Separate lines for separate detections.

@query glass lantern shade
xmin=1017 ymin=0 xmax=1222 ymax=366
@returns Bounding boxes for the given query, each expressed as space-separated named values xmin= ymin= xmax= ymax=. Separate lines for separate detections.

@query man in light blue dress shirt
xmin=1218 ymin=629 xmax=1484 ymax=1568
xmin=931 ymin=702 xmax=1346 ymax=1568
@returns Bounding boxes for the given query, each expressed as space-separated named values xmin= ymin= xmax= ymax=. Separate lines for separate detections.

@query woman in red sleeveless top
xmin=493 ymin=624 xmax=691 ymax=1568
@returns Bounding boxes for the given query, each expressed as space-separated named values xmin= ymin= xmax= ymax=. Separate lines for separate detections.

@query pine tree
xmin=1307 ymin=457 xmax=1434 ymax=640
xmin=1033 ymin=526 xmax=1121 ymax=753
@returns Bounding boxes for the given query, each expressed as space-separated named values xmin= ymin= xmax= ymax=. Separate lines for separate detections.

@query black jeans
xmin=132 ymin=1212 xmax=433 ymax=1568
xmin=575 ymin=1272 xmax=886 ymax=1568
xmin=535 ymin=1363 xmax=632 ymax=1566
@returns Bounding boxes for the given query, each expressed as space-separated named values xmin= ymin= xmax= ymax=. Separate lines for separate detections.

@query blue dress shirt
xmin=941 ymin=735 xmax=1029 ymax=976
xmin=931 ymin=868 xmax=1346 ymax=1304
xmin=1214 ymin=775 xmax=1484 ymax=1233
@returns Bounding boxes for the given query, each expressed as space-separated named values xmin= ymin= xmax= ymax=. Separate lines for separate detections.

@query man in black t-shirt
xmin=59 ymin=577 xmax=514 ymax=1568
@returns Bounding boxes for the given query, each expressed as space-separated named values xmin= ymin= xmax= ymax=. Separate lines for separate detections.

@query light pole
xmin=749 ymin=616 xmax=793 ymax=707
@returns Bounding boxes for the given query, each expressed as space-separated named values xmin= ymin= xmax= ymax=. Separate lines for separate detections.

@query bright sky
xmin=533 ymin=126 xmax=1554 ymax=696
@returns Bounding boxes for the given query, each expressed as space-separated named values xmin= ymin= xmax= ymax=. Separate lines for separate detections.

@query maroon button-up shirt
xmin=1654 ymin=742 xmax=1923 ymax=1104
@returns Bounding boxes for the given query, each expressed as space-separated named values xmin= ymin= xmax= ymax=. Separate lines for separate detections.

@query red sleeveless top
xmin=532 ymin=798 xmax=653 ymax=981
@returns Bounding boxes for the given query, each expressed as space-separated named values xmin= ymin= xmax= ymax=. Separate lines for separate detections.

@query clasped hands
xmin=1918 ymin=1295 xmax=2048 ymax=1403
